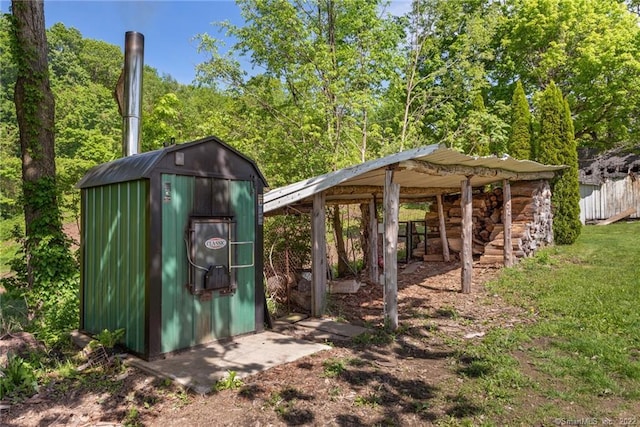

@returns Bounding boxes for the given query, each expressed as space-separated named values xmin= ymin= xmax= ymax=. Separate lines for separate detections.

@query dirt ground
xmin=1 ymin=260 xmax=542 ymax=426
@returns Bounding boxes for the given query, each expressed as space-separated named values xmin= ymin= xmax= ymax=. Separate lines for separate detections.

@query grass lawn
xmin=456 ymin=222 xmax=640 ymax=425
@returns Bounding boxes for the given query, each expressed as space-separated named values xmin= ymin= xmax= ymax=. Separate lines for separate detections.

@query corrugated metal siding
xmin=579 ymin=177 xmax=640 ymax=222
xmin=229 ymin=180 xmax=256 ymax=336
xmin=160 ymin=175 xmax=256 ymax=353
xmin=82 ymin=181 xmax=147 ymax=354
xmin=160 ymin=174 xmax=196 ymax=352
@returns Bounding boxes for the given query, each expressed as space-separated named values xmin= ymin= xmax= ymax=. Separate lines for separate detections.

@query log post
xmin=368 ymin=198 xmax=379 ymax=284
xmin=436 ymin=193 xmax=450 ymax=262
xmin=311 ymin=191 xmax=327 ymax=317
xmin=461 ymin=177 xmax=472 ymax=293
xmin=384 ymin=169 xmax=400 ymax=329
xmin=503 ymin=179 xmax=513 ymax=267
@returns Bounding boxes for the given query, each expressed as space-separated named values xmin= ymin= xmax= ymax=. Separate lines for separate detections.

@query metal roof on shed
xmin=264 ymin=144 xmax=565 ymax=213
xmin=77 ymin=135 xmax=267 ymax=189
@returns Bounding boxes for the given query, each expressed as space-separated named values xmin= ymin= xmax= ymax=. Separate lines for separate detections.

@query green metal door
xmin=160 ymin=175 xmax=256 ymax=353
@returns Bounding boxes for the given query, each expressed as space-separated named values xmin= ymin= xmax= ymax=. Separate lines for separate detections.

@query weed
xmin=412 ymin=400 xmax=430 ymax=413
xmin=213 ymin=370 xmax=243 ymax=392
xmin=328 ymin=386 xmax=341 ymax=400
xmin=266 ymin=390 xmax=283 ymax=407
xmin=123 ymin=406 xmax=141 ymax=427
xmin=172 ymin=389 xmax=191 ymax=408
xmin=353 ymin=392 xmax=380 ymax=407
xmin=436 ymin=305 xmax=459 ymax=319
xmin=0 ymin=354 xmax=38 ymax=400
xmin=89 ymin=328 xmax=125 ymax=350
xmin=322 ymin=358 xmax=346 ymax=378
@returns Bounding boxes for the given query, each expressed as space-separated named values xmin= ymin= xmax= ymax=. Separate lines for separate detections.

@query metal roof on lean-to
xmin=264 ymin=144 xmax=565 ymax=213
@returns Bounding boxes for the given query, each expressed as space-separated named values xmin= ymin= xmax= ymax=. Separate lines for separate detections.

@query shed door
xmin=160 ymin=174 xmax=256 ymax=353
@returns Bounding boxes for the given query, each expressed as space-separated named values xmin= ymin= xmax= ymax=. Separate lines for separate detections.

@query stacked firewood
xmin=424 ymin=180 xmax=553 ymax=264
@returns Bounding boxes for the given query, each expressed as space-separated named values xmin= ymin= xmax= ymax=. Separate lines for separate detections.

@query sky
xmin=2 ymin=0 xmax=248 ymax=85
xmin=1 ymin=0 xmax=411 ymax=85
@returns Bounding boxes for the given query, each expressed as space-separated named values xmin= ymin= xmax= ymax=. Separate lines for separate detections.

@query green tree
xmin=0 ymin=14 xmax=20 ymax=217
xmin=508 ymin=80 xmax=533 ymax=160
xmin=494 ymin=0 xmax=640 ymax=150
xmin=384 ymin=0 xmax=502 ymax=152
xmin=196 ymin=0 xmax=403 ymax=175
xmin=536 ymin=82 xmax=581 ymax=244
xmin=47 ymin=23 xmax=89 ymax=86
xmin=9 ymin=0 xmax=74 ymax=286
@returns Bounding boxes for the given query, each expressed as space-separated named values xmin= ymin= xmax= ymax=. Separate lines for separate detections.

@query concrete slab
xmin=127 ymin=331 xmax=331 ymax=395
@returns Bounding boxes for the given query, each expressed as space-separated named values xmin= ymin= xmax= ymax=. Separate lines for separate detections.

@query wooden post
xmin=368 ymin=198 xmax=379 ymax=284
xmin=461 ymin=177 xmax=472 ymax=293
xmin=384 ymin=169 xmax=400 ymax=329
xmin=311 ymin=192 xmax=327 ymax=317
xmin=436 ymin=193 xmax=450 ymax=262
xmin=503 ymin=179 xmax=513 ymax=267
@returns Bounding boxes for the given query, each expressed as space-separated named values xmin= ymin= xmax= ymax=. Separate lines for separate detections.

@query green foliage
xmin=322 ymin=358 xmax=346 ymax=378
xmin=123 ymin=407 xmax=141 ymax=427
xmin=2 ymin=215 xmax=78 ymax=347
xmin=264 ymin=214 xmax=312 ymax=270
xmin=0 ymin=354 xmax=38 ymax=400
xmin=213 ymin=370 xmax=244 ymax=392
xmin=0 ymin=157 xmax=21 ymax=218
xmin=0 ymin=291 xmax=28 ymax=336
xmin=88 ymin=328 xmax=125 ymax=350
xmin=508 ymin=80 xmax=533 ymax=160
xmin=453 ymin=93 xmax=510 ymax=156
xmin=353 ymin=392 xmax=381 ymax=408
xmin=28 ymin=274 xmax=79 ymax=347
xmin=0 ymin=217 xmax=22 ymax=274
xmin=494 ymin=0 xmax=640 ymax=149
xmin=197 ymin=0 xmax=404 ymax=175
xmin=536 ymin=82 xmax=581 ymax=244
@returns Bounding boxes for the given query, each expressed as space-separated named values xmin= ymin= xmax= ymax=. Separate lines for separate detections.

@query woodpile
xmin=424 ymin=180 xmax=553 ymax=265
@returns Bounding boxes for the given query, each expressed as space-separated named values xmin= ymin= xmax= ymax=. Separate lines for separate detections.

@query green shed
xmin=77 ymin=135 xmax=268 ymax=360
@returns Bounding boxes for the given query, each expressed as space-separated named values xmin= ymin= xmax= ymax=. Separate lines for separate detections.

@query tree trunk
xmin=11 ymin=0 xmax=69 ymax=286
xmin=331 ymin=205 xmax=350 ymax=277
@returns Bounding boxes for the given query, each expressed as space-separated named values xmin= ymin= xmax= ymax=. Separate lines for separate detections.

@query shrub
xmin=0 ymin=354 xmax=38 ymax=400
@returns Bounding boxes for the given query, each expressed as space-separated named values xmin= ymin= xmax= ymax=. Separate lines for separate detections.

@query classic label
xmin=204 ymin=237 xmax=227 ymax=250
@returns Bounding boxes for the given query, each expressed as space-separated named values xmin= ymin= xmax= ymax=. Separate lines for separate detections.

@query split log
xmin=483 ymin=247 xmax=526 ymax=257
xmin=421 ymin=180 xmax=553 ymax=265
xmin=448 ymin=238 xmax=485 ymax=255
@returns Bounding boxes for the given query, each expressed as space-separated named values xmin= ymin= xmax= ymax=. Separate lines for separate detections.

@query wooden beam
xmin=325 ymin=196 xmax=439 ymax=205
xmin=401 ymin=160 xmax=557 ymax=181
xmin=461 ymin=177 xmax=472 ymax=294
xmin=311 ymin=192 xmax=327 ymax=317
xmin=597 ymin=207 xmax=636 ymax=225
xmin=503 ymin=179 xmax=513 ymax=267
xmin=368 ymin=198 xmax=379 ymax=284
xmin=384 ymin=169 xmax=400 ymax=330
xmin=436 ymin=193 xmax=450 ymax=262
xmin=325 ymin=185 xmax=459 ymax=197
